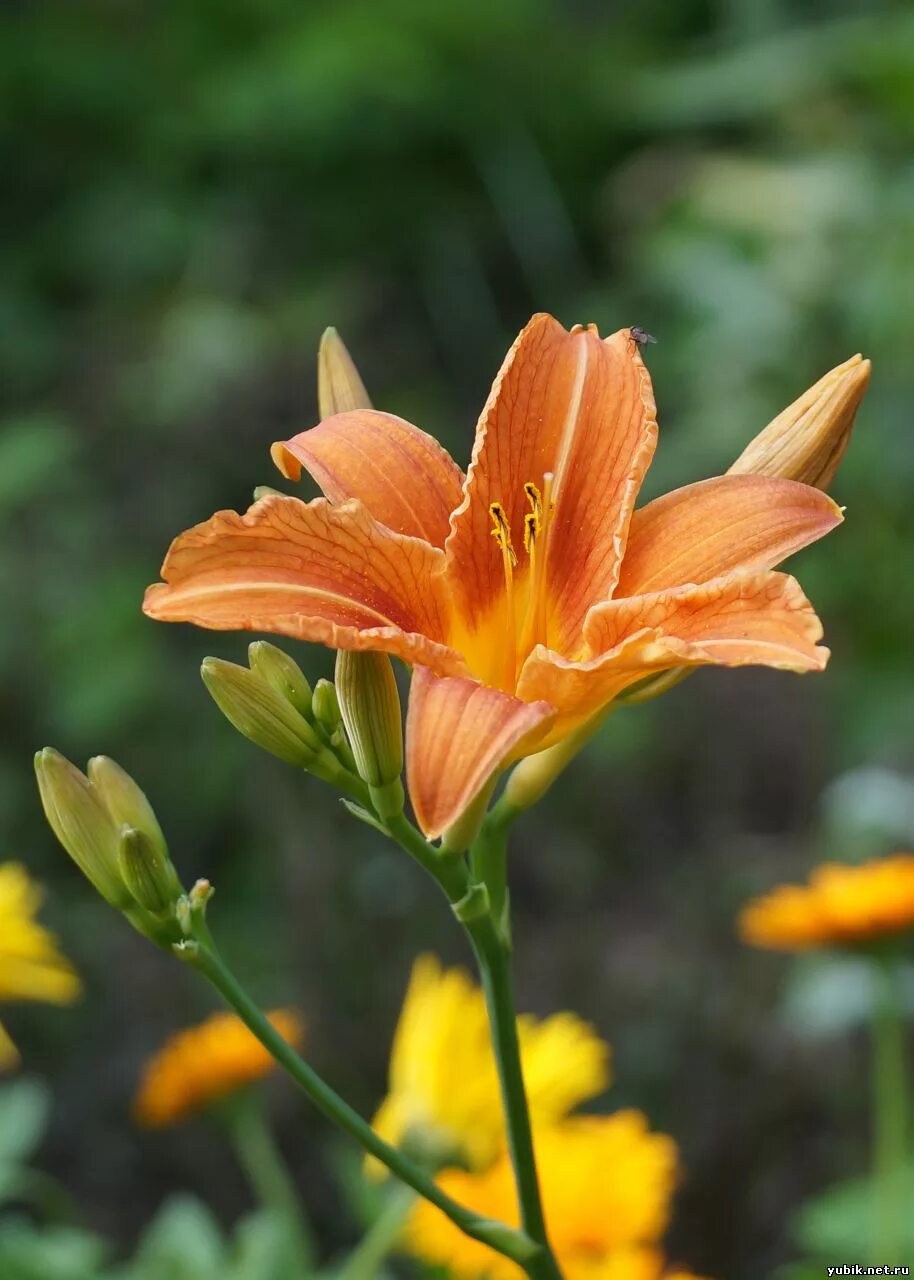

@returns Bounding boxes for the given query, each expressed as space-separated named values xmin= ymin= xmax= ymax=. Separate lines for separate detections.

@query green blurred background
xmin=2 ymin=0 xmax=914 ymax=1275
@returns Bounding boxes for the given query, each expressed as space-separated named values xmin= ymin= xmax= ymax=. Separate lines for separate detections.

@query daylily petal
xmin=544 ymin=327 xmax=658 ymax=651
xmin=144 ymin=494 xmax=466 ymax=676
xmin=517 ymin=571 xmax=827 ymax=740
xmin=445 ymin=315 xmax=657 ymax=643
xmin=617 ymin=475 xmax=842 ymax=597
xmin=585 ymin=571 xmax=828 ymax=668
xmin=271 ymin=411 xmax=464 ymax=548
xmin=406 ymin=667 xmax=554 ymax=839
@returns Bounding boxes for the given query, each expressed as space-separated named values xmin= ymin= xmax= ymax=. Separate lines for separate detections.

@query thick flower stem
xmin=377 ymin=812 xmax=563 ymax=1279
xmin=468 ymin=920 xmax=563 ymax=1280
xmin=184 ymin=936 xmax=545 ymax=1272
xmin=870 ymin=956 xmax=909 ymax=1264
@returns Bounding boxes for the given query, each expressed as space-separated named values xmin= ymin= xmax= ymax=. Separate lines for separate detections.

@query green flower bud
xmin=201 ymin=657 xmax=324 ymax=767
xmin=318 ymin=327 xmax=372 ymax=417
xmin=34 ymin=748 xmax=131 ymax=908
xmin=311 ymin=678 xmax=343 ymax=734
xmin=117 ymin=827 xmax=180 ymax=916
xmin=87 ymin=756 xmax=168 ymax=862
xmin=248 ymin=641 xmax=312 ymax=718
xmin=335 ymin=651 xmax=404 ymax=820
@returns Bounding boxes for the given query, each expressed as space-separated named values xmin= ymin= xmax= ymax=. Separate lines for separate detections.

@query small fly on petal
xmin=631 ymin=326 xmax=657 ymax=346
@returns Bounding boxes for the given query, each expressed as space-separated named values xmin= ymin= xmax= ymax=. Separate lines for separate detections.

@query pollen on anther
xmin=489 ymin=503 xmax=517 ymax=566
xmin=523 ymin=512 xmax=537 ymax=554
xmin=524 ymin=482 xmax=543 ymax=523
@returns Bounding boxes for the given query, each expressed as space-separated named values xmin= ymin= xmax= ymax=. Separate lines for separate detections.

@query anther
xmin=523 ymin=512 xmax=537 ymax=554
xmin=489 ymin=503 xmax=517 ymax=566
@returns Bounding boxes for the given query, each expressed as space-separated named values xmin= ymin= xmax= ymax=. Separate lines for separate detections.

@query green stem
xmin=336 ymin=1184 xmax=415 ymax=1280
xmin=467 ymin=921 xmax=561 ymax=1280
xmin=386 ymin=810 xmax=563 ymax=1280
xmin=184 ymin=937 xmax=545 ymax=1272
xmin=223 ymin=1090 xmax=317 ymax=1273
xmin=472 ymin=808 xmax=511 ymax=939
xmin=871 ymin=956 xmax=909 ymax=1263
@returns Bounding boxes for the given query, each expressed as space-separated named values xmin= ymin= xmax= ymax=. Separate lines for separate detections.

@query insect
xmin=631 ymin=326 xmax=657 ymax=346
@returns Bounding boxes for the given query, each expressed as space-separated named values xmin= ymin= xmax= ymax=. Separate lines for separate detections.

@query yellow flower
xmin=133 ymin=1008 xmax=304 ymax=1127
xmin=738 ymin=854 xmax=914 ymax=950
xmin=0 ymin=862 xmax=80 ymax=1071
xmin=369 ymin=954 xmax=610 ymax=1172
xmin=405 ymin=1112 xmax=681 ymax=1280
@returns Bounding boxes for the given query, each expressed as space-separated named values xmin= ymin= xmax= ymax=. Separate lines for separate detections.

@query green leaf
xmin=793 ymin=1169 xmax=914 ymax=1258
xmin=125 ymin=1195 xmax=226 ymax=1280
xmin=229 ymin=1210 xmax=310 ymax=1280
xmin=0 ymin=1219 xmax=108 ymax=1280
xmin=0 ymin=1079 xmax=51 ymax=1166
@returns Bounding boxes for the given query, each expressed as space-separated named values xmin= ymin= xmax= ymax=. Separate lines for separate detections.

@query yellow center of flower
xmin=487 ymin=473 xmax=555 ymax=688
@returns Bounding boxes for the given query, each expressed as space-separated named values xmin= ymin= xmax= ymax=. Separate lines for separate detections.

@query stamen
xmin=523 ymin=512 xmax=537 ymax=555
xmin=524 ymin=482 xmax=542 ymax=526
xmin=519 ymin=474 xmax=555 ymax=657
xmin=489 ymin=503 xmax=517 ymax=689
xmin=489 ymin=503 xmax=517 ymax=566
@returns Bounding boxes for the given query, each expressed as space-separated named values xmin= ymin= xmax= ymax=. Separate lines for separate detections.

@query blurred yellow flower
xmin=738 ymin=854 xmax=914 ymax=950
xmin=0 ymin=862 xmax=80 ymax=1070
xmin=406 ymin=1112 xmax=684 ymax=1280
xmin=134 ymin=1008 xmax=304 ymax=1127
xmin=369 ymin=953 xmax=610 ymax=1172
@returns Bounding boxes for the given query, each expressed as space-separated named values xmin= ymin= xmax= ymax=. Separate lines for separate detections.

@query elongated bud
xmin=87 ymin=756 xmax=168 ymax=862
xmin=248 ymin=641 xmax=312 ymax=718
xmin=35 ymin=749 xmax=131 ymax=908
xmin=318 ymin=327 xmax=372 ymax=416
xmin=117 ymin=827 xmax=180 ymax=916
xmin=312 ymin=678 xmax=343 ymax=734
xmin=335 ymin=651 xmax=404 ymax=819
xmin=729 ymin=354 xmax=871 ymax=490
xmin=201 ymin=658 xmax=323 ymax=767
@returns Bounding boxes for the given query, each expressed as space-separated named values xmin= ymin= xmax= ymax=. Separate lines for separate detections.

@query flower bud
xmin=248 ymin=641 xmax=312 ymax=718
xmin=335 ymin=651 xmax=404 ymax=819
xmin=201 ymin=657 xmax=324 ymax=767
xmin=34 ymin=748 xmax=131 ymax=908
xmin=311 ymin=678 xmax=343 ymax=734
xmin=318 ymin=327 xmax=372 ymax=417
xmin=87 ymin=756 xmax=168 ymax=863
xmin=117 ymin=827 xmax=180 ymax=916
xmin=729 ymin=353 xmax=871 ymax=490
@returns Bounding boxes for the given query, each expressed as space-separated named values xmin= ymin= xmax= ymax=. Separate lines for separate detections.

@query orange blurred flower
xmin=134 ymin=1008 xmax=303 ymax=1127
xmin=738 ymin=854 xmax=914 ymax=950
xmin=145 ymin=315 xmax=849 ymax=836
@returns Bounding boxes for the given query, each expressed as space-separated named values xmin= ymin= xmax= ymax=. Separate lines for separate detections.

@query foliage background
xmin=2 ymin=0 xmax=914 ymax=1275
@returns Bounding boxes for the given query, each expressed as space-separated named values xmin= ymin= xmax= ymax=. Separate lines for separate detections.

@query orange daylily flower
xmin=145 ymin=315 xmax=844 ymax=837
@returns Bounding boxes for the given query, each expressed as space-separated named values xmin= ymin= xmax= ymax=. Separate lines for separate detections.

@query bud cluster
xmin=201 ymin=643 xmax=366 ymax=793
xmin=34 ymin=750 xmax=186 ymax=944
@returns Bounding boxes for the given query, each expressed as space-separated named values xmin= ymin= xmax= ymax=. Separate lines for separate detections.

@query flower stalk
xmin=180 ymin=928 xmax=552 ymax=1274
xmin=870 ymin=956 xmax=909 ymax=1264
xmin=382 ymin=811 xmax=563 ymax=1279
